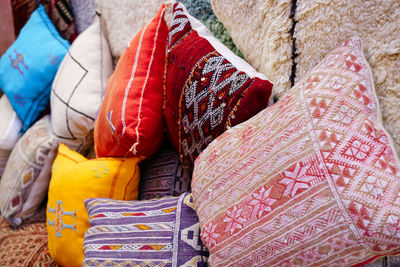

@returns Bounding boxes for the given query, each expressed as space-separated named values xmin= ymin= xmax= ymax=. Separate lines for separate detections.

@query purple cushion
xmin=83 ymin=193 xmax=209 ymax=266
xmin=139 ymin=141 xmax=192 ymax=200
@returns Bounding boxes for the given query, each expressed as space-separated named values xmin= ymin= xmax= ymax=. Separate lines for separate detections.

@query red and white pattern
xmin=192 ymin=37 xmax=400 ymax=266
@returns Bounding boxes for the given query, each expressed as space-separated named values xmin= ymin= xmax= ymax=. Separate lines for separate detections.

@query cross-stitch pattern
xmin=192 ymin=37 xmax=400 ymax=266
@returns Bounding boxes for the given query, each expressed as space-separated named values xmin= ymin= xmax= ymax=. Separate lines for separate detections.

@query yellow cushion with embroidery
xmin=46 ymin=144 xmax=141 ymax=267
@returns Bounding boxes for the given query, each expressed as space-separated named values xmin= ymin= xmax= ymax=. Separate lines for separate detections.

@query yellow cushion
xmin=46 ymin=144 xmax=141 ymax=267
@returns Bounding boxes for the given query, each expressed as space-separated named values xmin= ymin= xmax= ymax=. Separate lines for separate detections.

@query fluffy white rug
xmin=212 ymin=0 xmax=400 ymax=154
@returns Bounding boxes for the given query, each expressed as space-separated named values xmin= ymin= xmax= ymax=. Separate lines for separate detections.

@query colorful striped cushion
xmin=94 ymin=4 xmax=168 ymax=158
xmin=83 ymin=193 xmax=209 ymax=266
xmin=139 ymin=140 xmax=192 ymax=200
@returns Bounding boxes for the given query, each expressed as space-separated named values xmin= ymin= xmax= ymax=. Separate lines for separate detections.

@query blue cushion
xmin=0 ymin=5 xmax=70 ymax=132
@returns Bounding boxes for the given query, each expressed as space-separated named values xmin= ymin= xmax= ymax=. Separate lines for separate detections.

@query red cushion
xmin=94 ymin=5 xmax=168 ymax=157
xmin=164 ymin=3 xmax=273 ymax=168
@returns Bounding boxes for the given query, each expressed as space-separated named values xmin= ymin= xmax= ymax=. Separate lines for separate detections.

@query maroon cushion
xmin=164 ymin=3 xmax=273 ymax=168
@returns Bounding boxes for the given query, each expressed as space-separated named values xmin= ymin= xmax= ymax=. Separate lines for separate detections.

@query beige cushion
xmin=94 ymin=0 xmax=166 ymax=61
xmin=0 ymin=95 xmax=22 ymax=176
xmin=50 ymin=15 xmax=113 ymax=153
xmin=211 ymin=0 xmax=400 ymax=154
xmin=0 ymin=115 xmax=57 ymax=226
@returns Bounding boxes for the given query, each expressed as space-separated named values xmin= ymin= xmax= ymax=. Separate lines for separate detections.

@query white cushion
xmin=50 ymin=15 xmax=113 ymax=153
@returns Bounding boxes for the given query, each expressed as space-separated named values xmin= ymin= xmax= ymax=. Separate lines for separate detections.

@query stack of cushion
xmin=0 ymin=1 xmax=399 ymax=266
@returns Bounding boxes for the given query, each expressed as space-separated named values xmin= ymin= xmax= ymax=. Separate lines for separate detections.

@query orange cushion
xmin=94 ymin=5 xmax=168 ymax=158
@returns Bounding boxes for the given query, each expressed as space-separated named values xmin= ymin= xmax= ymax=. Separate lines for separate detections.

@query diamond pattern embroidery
xmin=180 ymin=52 xmax=251 ymax=164
xmin=192 ymin=38 xmax=400 ymax=266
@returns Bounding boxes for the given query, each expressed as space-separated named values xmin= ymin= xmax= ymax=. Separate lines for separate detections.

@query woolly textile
xmin=164 ymin=2 xmax=273 ymax=168
xmin=293 ymin=0 xmax=400 ymax=156
xmin=211 ymin=0 xmax=400 ymax=156
xmin=210 ymin=0 xmax=293 ymax=100
xmin=192 ymin=37 xmax=400 ymax=266
xmin=94 ymin=0 xmax=166 ymax=62
xmin=178 ymin=0 xmax=242 ymax=57
xmin=83 ymin=193 xmax=209 ymax=266
xmin=139 ymin=140 xmax=192 ymax=200
xmin=0 ymin=210 xmax=59 ymax=266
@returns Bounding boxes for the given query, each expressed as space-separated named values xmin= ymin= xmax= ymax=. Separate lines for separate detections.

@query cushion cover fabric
xmin=11 ymin=0 xmax=77 ymax=43
xmin=164 ymin=2 xmax=273 ymax=168
xmin=11 ymin=0 xmax=39 ymax=36
xmin=51 ymin=14 xmax=112 ymax=153
xmin=139 ymin=140 xmax=192 ymax=200
xmin=94 ymin=5 xmax=168 ymax=158
xmin=0 ymin=95 xmax=22 ymax=177
xmin=192 ymin=37 xmax=400 ymax=266
xmin=41 ymin=0 xmax=78 ymax=43
xmin=83 ymin=193 xmax=209 ymax=266
xmin=0 ymin=5 xmax=70 ymax=132
xmin=211 ymin=0 xmax=400 ymax=156
xmin=47 ymin=144 xmax=141 ymax=267
xmin=70 ymin=0 xmax=95 ymax=33
xmin=94 ymin=0 xmax=166 ymax=61
xmin=0 ymin=210 xmax=58 ymax=267
xmin=0 ymin=115 xmax=57 ymax=226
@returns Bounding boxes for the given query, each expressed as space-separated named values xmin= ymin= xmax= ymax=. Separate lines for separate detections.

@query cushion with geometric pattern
xmin=83 ymin=193 xmax=209 ymax=266
xmin=192 ymin=37 xmax=400 ymax=266
xmin=164 ymin=2 xmax=273 ymax=169
xmin=0 ymin=115 xmax=57 ymax=226
xmin=139 ymin=140 xmax=192 ymax=200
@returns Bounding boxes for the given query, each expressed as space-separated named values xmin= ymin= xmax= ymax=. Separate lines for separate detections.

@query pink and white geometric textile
xmin=192 ymin=37 xmax=400 ymax=266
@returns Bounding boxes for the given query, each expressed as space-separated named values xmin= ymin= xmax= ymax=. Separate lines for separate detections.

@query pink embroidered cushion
xmin=94 ymin=5 xmax=168 ymax=158
xmin=192 ymin=37 xmax=400 ymax=266
xmin=164 ymin=2 xmax=273 ymax=168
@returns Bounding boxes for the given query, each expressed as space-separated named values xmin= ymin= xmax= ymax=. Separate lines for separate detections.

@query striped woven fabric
xmin=83 ymin=193 xmax=209 ymax=266
xmin=139 ymin=141 xmax=192 ymax=200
